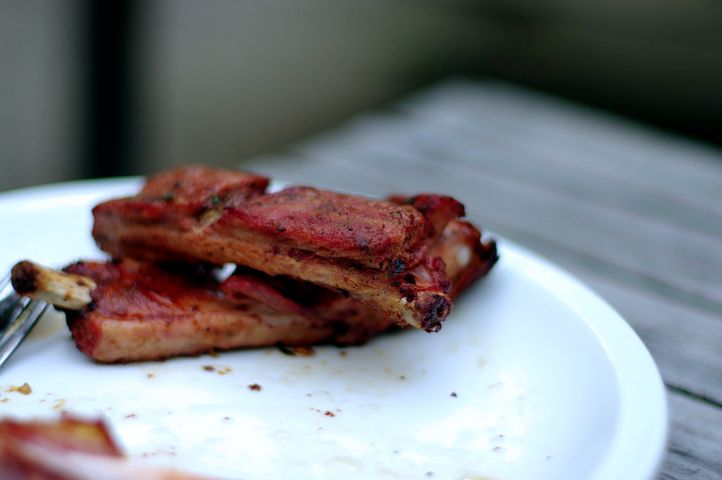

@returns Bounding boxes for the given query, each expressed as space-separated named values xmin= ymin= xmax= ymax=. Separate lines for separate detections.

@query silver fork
xmin=0 ymin=272 xmax=48 ymax=370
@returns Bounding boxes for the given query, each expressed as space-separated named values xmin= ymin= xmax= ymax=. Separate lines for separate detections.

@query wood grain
xmin=663 ymin=391 xmax=722 ymax=480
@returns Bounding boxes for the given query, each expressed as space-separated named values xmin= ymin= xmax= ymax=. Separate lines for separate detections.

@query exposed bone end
xmin=399 ymin=298 xmax=420 ymax=329
xmin=399 ymin=293 xmax=451 ymax=332
xmin=11 ymin=260 xmax=96 ymax=310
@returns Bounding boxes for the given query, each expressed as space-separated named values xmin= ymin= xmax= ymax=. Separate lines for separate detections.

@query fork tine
xmin=0 ymin=299 xmax=48 ymax=370
xmin=0 ymin=272 xmax=30 ymax=330
xmin=0 ymin=295 xmax=28 ymax=332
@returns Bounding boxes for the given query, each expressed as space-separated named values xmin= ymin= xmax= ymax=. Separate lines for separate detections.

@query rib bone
xmin=11 ymin=260 xmax=96 ymax=310
xmin=10 ymin=259 xmax=394 ymax=363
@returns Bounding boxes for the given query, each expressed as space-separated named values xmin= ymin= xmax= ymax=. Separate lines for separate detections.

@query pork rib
xmin=60 ymin=260 xmax=393 ymax=363
xmin=10 ymin=213 xmax=495 ymax=363
xmin=92 ymin=166 xmax=472 ymax=331
xmin=11 ymin=259 xmax=393 ymax=363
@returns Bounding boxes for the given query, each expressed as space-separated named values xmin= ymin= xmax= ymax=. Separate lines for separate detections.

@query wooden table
xmin=242 ymin=80 xmax=722 ymax=479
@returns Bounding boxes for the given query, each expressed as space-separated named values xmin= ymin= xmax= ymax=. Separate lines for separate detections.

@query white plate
xmin=0 ymin=179 xmax=667 ymax=480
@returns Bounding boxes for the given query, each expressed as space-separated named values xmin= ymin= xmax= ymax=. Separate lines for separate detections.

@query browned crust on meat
xmin=62 ymin=260 xmax=392 ymax=363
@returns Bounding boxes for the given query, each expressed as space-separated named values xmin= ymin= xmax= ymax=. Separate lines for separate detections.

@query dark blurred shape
xmin=82 ymin=0 xmax=139 ymax=178
xmin=458 ymin=1 xmax=722 ymax=146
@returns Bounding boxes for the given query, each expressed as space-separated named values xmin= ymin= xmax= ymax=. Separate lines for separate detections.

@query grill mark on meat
xmin=387 ymin=258 xmax=406 ymax=277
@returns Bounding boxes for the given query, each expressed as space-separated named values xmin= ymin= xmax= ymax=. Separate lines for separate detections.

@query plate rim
xmin=499 ymin=241 xmax=668 ymax=480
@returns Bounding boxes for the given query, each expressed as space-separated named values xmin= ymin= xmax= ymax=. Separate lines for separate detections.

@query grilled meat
xmin=10 ymin=214 xmax=495 ymax=363
xmin=58 ymin=259 xmax=392 ymax=363
xmin=92 ymin=166 xmax=473 ymax=331
xmin=10 ymin=165 xmax=497 ymax=363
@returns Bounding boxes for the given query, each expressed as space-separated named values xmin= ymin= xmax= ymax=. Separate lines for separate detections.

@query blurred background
xmin=1 ymin=0 xmax=720 ymax=191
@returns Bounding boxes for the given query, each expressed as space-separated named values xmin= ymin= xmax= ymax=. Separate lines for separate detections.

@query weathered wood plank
xmin=329 ymin=113 xmax=722 ymax=239
xmin=662 ymin=391 xmax=722 ymax=479
xmin=399 ymin=80 xmax=722 ymax=208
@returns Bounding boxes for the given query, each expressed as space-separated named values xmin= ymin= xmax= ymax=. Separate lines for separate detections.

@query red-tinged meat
xmin=429 ymin=220 xmax=498 ymax=298
xmin=92 ymin=167 xmax=465 ymax=332
xmin=93 ymin=166 xmax=268 ymax=241
xmin=388 ymin=194 xmax=465 ymax=238
xmin=9 ymin=217 xmax=494 ymax=364
xmin=229 ymin=186 xmax=431 ymax=267
xmin=62 ymin=260 xmax=393 ymax=363
xmin=220 ymin=269 xmax=315 ymax=319
xmin=0 ymin=416 xmax=211 ymax=479
xmin=219 ymin=218 xmax=497 ymax=341
xmin=387 ymin=194 xmax=498 ymax=298
xmin=139 ymin=165 xmax=269 ymax=208
xmin=220 ymin=268 xmax=397 ymax=344
xmin=0 ymin=416 xmax=121 ymax=458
